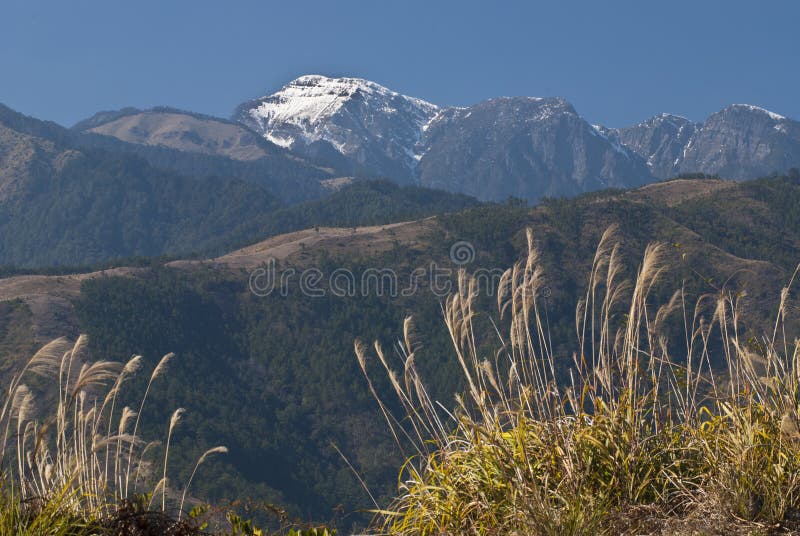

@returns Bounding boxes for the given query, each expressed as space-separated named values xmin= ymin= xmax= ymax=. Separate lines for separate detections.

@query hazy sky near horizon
xmin=2 ymin=0 xmax=798 ymax=127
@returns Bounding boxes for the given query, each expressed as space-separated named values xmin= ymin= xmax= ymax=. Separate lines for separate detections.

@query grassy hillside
xmin=212 ymin=180 xmax=479 ymax=256
xmin=0 ymin=104 xmax=483 ymax=268
xmin=365 ymin=229 xmax=800 ymax=535
xmin=1 ymin=103 xmax=333 ymax=204
xmin=1 ymin=174 xmax=799 ymax=531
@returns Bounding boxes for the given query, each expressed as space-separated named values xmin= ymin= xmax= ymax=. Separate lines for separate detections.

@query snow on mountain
xmin=676 ymin=104 xmax=800 ymax=179
xmin=233 ymin=75 xmax=800 ymax=199
xmin=234 ymin=75 xmax=439 ymax=181
xmin=611 ymin=113 xmax=698 ymax=178
xmin=235 ymin=80 xmax=653 ymax=199
xmin=610 ymin=105 xmax=800 ymax=180
xmin=729 ymin=104 xmax=786 ymax=122
xmin=416 ymin=97 xmax=652 ymax=201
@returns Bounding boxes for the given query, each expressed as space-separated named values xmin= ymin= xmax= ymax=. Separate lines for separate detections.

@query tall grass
xmin=0 ymin=336 xmax=227 ymax=532
xmin=358 ymin=226 xmax=800 ymax=534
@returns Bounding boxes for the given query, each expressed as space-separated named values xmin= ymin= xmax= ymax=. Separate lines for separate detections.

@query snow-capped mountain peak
xmin=233 ymin=75 xmax=439 ymax=180
xmin=232 ymin=75 xmax=800 ymax=199
xmin=610 ymin=113 xmax=698 ymax=178
xmin=727 ymin=103 xmax=786 ymax=122
xmin=645 ymin=112 xmax=693 ymax=128
xmin=610 ymin=103 xmax=799 ymax=180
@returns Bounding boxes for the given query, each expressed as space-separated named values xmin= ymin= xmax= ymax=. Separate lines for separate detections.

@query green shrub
xmin=359 ymin=226 xmax=800 ymax=534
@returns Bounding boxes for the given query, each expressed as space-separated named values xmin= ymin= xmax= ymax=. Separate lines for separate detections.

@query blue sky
xmin=2 ymin=0 xmax=797 ymax=127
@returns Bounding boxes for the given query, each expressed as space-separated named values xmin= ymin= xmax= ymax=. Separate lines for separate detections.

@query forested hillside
xmin=0 ymin=101 xmax=479 ymax=269
xmin=1 ymin=174 xmax=795 ymax=530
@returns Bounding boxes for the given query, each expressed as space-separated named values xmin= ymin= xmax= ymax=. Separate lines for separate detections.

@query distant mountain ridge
xmin=233 ymin=76 xmax=651 ymax=199
xmin=68 ymin=105 xmax=337 ymax=203
xmin=416 ymin=96 xmax=652 ymax=200
xmin=234 ymin=75 xmax=800 ymax=201
xmin=609 ymin=104 xmax=800 ymax=180
xmin=0 ymin=104 xmax=283 ymax=266
xmin=606 ymin=113 xmax=698 ymax=179
xmin=9 ymin=75 xmax=800 ymax=207
xmin=0 ymin=104 xmax=478 ymax=267
xmin=63 ymin=76 xmax=800 ymax=202
xmin=78 ymin=107 xmax=275 ymax=161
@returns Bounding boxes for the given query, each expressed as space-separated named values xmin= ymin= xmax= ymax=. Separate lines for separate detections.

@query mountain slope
xmin=678 ymin=104 xmax=800 ymax=179
xmin=234 ymin=78 xmax=655 ymax=201
xmin=613 ymin=105 xmax=800 ymax=179
xmin=417 ymin=97 xmax=652 ymax=201
xmin=0 ymin=146 xmax=280 ymax=266
xmin=0 ymin=118 xmax=78 ymax=201
xmin=177 ymin=180 xmax=481 ymax=258
xmin=70 ymin=106 xmax=334 ymax=203
xmin=610 ymin=113 xmax=698 ymax=179
xmin=0 ymin=104 xmax=290 ymax=266
xmin=77 ymin=107 xmax=272 ymax=161
xmin=234 ymin=75 xmax=439 ymax=182
xmin=233 ymin=76 xmax=800 ymax=198
xmin=3 ymin=174 xmax=799 ymax=529
xmin=0 ymin=105 xmax=478 ymax=266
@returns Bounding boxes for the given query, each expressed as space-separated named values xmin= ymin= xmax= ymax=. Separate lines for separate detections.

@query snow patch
xmin=730 ymin=104 xmax=785 ymax=122
xmin=590 ymin=123 xmax=630 ymax=159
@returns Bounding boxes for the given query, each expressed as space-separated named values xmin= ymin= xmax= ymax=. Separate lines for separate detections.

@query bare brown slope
xmin=0 ymin=268 xmax=144 ymax=343
xmin=86 ymin=111 xmax=269 ymax=161
xmin=623 ymin=178 xmax=737 ymax=206
xmin=169 ymin=219 xmax=436 ymax=270
xmin=0 ymin=176 xmax=793 ymax=360
xmin=0 ymin=220 xmax=435 ymax=348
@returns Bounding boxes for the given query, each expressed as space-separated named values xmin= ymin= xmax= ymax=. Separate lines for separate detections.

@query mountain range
xmin=1 ymin=75 xmax=799 ymax=267
xmin=2 ymin=73 xmax=800 ymax=529
xmin=233 ymin=75 xmax=800 ymax=200
xmin=8 ymin=74 xmax=799 ymax=204
xmin=0 ymin=103 xmax=474 ymax=266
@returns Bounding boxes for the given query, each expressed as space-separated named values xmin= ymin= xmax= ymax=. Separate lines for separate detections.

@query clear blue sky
xmin=2 ymin=0 xmax=797 ymax=128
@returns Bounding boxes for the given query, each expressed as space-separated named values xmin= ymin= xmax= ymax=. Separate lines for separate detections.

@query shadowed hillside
xmin=0 ymin=174 xmax=799 ymax=531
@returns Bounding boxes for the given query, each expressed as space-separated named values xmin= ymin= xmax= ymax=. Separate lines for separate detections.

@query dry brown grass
xmin=357 ymin=226 xmax=800 ymax=535
xmin=0 ymin=336 xmax=227 ymax=529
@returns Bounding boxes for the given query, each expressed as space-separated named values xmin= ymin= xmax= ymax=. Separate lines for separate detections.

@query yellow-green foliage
xmin=358 ymin=226 xmax=800 ymax=535
xmin=0 ymin=338 xmax=194 ymax=517
xmin=0 ymin=337 xmax=338 ymax=534
xmin=0 ymin=337 xmax=222 ymax=532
